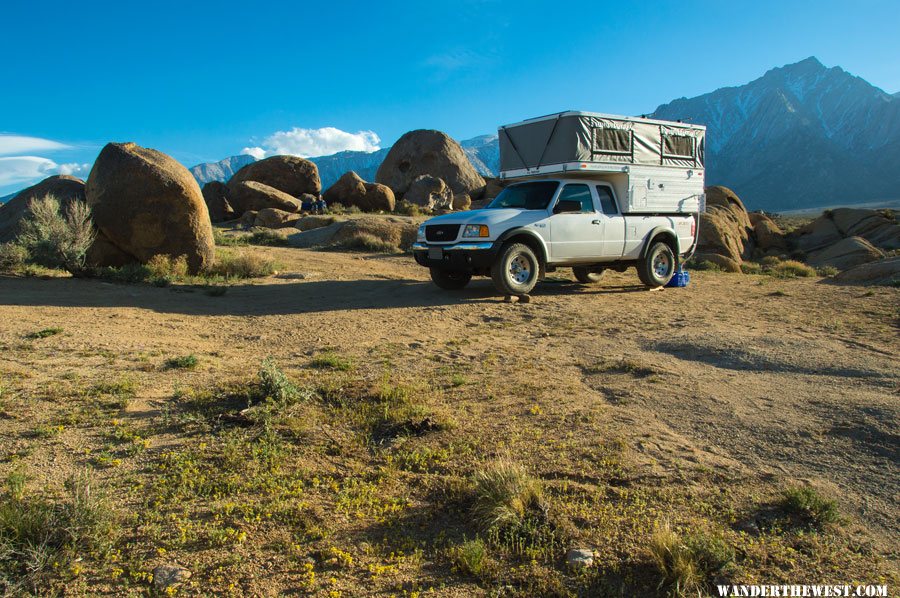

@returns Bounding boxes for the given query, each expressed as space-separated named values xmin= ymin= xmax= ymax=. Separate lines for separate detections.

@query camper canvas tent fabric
xmin=498 ymin=112 xmax=706 ymax=173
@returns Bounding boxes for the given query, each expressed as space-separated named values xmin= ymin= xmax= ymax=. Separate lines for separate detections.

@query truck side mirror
xmin=553 ymin=199 xmax=582 ymax=214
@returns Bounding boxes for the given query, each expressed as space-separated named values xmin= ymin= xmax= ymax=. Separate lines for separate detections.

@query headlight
xmin=462 ymin=224 xmax=489 ymax=238
xmin=416 ymin=224 xmax=426 ymax=241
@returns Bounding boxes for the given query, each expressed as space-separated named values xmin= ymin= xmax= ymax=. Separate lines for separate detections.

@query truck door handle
xmin=591 ymin=220 xmax=601 ymax=225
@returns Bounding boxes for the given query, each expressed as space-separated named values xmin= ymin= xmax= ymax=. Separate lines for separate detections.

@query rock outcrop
xmin=749 ymin=212 xmax=788 ymax=253
xmin=85 ymin=142 xmax=215 ymax=273
xmin=201 ymin=181 xmax=234 ymax=222
xmin=795 ymin=208 xmax=900 ymax=253
xmin=404 ymin=175 xmax=454 ymax=210
xmin=806 ymin=236 xmax=884 ymax=270
xmin=0 ymin=175 xmax=87 ymax=243
xmin=254 ymin=208 xmax=301 ymax=229
xmin=832 ymin=256 xmax=900 ymax=285
xmin=376 ymin=130 xmax=485 ymax=201
xmin=693 ymin=186 xmax=754 ymax=269
xmin=229 ymin=181 xmax=301 ymax=214
xmin=228 ymin=155 xmax=321 ymax=199
xmin=323 ymin=171 xmax=395 ymax=212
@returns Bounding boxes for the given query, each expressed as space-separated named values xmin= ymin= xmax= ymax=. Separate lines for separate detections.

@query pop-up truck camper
xmin=413 ymin=111 xmax=706 ymax=296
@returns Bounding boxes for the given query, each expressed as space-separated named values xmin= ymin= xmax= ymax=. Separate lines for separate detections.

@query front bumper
xmin=412 ymin=241 xmax=497 ymax=270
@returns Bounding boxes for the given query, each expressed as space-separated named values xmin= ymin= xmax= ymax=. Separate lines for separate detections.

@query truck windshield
xmin=487 ymin=181 xmax=560 ymax=210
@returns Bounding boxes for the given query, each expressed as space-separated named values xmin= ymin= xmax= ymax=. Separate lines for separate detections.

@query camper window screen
xmin=593 ymin=128 xmax=632 ymax=156
xmin=662 ymin=134 xmax=695 ymax=159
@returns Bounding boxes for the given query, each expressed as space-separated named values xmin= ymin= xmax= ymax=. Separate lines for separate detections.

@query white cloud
xmin=246 ymin=127 xmax=381 ymax=159
xmin=0 ymin=157 xmax=91 ymax=188
xmin=0 ymin=135 xmax=71 ymax=156
xmin=241 ymin=146 xmax=267 ymax=160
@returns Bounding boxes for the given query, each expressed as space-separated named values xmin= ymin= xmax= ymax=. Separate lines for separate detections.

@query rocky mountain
xmin=189 ymin=154 xmax=256 ymax=186
xmin=652 ymin=57 xmax=900 ymax=211
xmin=309 ymin=148 xmax=391 ymax=190
xmin=460 ymin=134 xmax=500 ymax=176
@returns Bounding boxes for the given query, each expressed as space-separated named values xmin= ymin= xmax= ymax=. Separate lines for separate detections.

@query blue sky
xmin=2 ymin=0 xmax=899 ymax=195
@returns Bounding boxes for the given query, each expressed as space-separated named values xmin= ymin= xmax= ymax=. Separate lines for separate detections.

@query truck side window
xmin=595 ymin=186 xmax=618 ymax=214
xmin=557 ymin=184 xmax=593 ymax=212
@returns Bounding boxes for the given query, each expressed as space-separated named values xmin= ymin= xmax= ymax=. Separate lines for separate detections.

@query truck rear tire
xmin=491 ymin=243 xmax=539 ymax=296
xmin=637 ymin=241 xmax=676 ymax=288
xmin=430 ymin=268 xmax=472 ymax=290
xmin=573 ymin=266 xmax=604 ymax=284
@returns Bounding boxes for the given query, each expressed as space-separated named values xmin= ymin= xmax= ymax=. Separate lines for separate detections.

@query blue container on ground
xmin=666 ymin=268 xmax=690 ymax=288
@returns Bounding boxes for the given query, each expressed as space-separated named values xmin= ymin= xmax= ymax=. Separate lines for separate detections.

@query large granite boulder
xmin=806 ymin=236 xmax=885 ymax=270
xmin=833 ymin=256 xmax=900 ymax=285
xmin=749 ymin=212 xmax=788 ymax=253
xmin=323 ymin=171 xmax=395 ymax=212
xmin=404 ymin=175 xmax=454 ymax=210
xmin=694 ymin=186 xmax=754 ymax=267
xmin=794 ymin=216 xmax=846 ymax=254
xmin=85 ymin=142 xmax=215 ymax=273
xmin=376 ymin=130 xmax=486 ymax=200
xmin=0 ymin=175 xmax=87 ymax=243
xmin=229 ymin=181 xmax=301 ymax=214
xmin=254 ymin=208 xmax=301 ymax=229
xmin=228 ymin=155 xmax=321 ymax=199
xmin=828 ymin=208 xmax=900 ymax=251
xmin=201 ymin=181 xmax=234 ymax=222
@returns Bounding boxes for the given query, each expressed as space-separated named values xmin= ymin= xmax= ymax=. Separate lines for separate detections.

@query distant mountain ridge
xmin=652 ymin=57 xmax=900 ymax=210
xmin=175 ymin=58 xmax=900 ymax=212
xmin=0 ymin=192 xmax=17 ymax=205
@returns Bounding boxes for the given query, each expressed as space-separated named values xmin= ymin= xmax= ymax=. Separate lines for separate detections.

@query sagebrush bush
xmin=248 ymin=229 xmax=290 ymax=247
xmin=771 ymin=260 xmax=816 ymax=278
xmin=394 ymin=200 xmax=429 ymax=217
xmin=0 ymin=243 xmax=28 ymax=273
xmin=0 ymin=470 xmax=116 ymax=593
xmin=782 ymin=486 xmax=839 ymax=527
xmin=688 ymin=259 xmax=723 ymax=272
xmin=450 ymin=538 xmax=488 ymax=576
xmin=146 ymin=254 xmax=189 ymax=284
xmin=340 ymin=232 xmax=400 ymax=253
xmin=17 ymin=196 xmax=95 ymax=275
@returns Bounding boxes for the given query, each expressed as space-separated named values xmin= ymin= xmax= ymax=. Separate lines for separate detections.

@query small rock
xmin=504 ymin=295 xmax=515 ymax=303
xmin=153 ymin=564 xmax=192 ymax=590
xmin=518 ymin=294 xmax=532 ymax=303
xmin=566 ymin=548 xmax=594 ymax=568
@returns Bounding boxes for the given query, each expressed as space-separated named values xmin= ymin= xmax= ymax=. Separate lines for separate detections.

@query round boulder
xmin=254 ymin=208 xmax=301 ymax=229
xmin=695 ymin=186 xmax=754 ymax=268
xmin=806 ymin=236 xmax=884 ymax=270
xmin=0 ymin=175 xmax=87 ymax=243
xmin=228 ymin=155 xmax=321 ymax=198
xmin=323 ymin=171 xmax=396 ymax=212
xmin=201 ymin=181 xmax=234 ymax=223
xmin=229 ymin=181 xmax=301 ymax=214
xmin=85 ymin=142 xmax=215 ymax=273
xmin=404 ymin=175 xmax=453 ymax=210
xmin=749 ymin=212 xmax=787 ymax=252
xmin=376 ymin=130 xmax=486 ymax=199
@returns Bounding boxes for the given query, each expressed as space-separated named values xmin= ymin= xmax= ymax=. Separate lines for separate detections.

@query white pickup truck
xmin=412 ymin=111 xmax=705 ymax=295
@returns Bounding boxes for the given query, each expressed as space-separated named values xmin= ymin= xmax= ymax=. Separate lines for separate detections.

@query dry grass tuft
xmin=471 ymin=459 xmax=543 ymax=531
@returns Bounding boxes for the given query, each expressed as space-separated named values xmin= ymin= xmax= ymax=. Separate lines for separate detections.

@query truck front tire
xmin=491 ymin=243 xmax=540 ymax=296
xmin=573 ymin=266 xmax=604 ymax=284
xmin=637 ymin=241 xmax=676 ymax=288
xmin=430 ymin=268 xmax=472 ymax=290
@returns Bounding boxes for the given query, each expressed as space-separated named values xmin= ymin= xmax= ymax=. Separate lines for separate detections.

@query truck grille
xmin=425 ymin=224 xmax=461 ymax=243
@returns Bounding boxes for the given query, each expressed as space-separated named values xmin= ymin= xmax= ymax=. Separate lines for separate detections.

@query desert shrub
xmin=258 ymin=358 xmax=307 ymax=407
xmin=248 ymin=229 xmax=290 ymax=247
xmin=472 ymin=460 xmax=543 ymax=531
xmin=165 ymin=354 xmax=199 ymax=370
xmin=782 ymin=487 xmax=839 ymax=527
xmin=0 ymin=470 xmax=116 ymax=593
xmin=329 ymin=203 xmax=362 ymax=215
xmin=770 ymin=260 xmax=816 ymax=278
xmin=394 ymin=200 xmax=428 ymax=217
xmin=450 ymin=538 xmax=488 ymax=576
xmin=205 ymin=250 xmax=278 ymax=279
xmin=339 ymin=232 xmax=400 ymax=253
xmin=648 ymin=522 xmax=702 ymax=596
xmin=740 ymin=261 xmax=763 ymax=274
xmin=146 ymin=254 xmax=189 ymax=285
xmin=688 ymin=259 xmax=722 ymax=272
xmin=0 ymin=243 xmax=28 ymax=273
xmin=16 ymin=196 xmax=95 ymax=275
xmin=760 ymin=255 xmax=783 ymax=266
xmin=213 ymin=228 xmax=248 ymax=246
xmin=25 ymin=327 xmax=63 ymax=340
xmin=310 ymin=352 xmax=353 ymax=371
xmin=816 ymin=265 xmax=839 ymax=277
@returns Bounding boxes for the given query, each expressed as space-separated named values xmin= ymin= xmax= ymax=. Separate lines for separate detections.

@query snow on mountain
xmin=460 ymin=134 xmax=500 ymax=176
xmin=189 ymin=154 xmax=256 ymax=186
xmin=652 ymin=57 xmax=900 ymax=210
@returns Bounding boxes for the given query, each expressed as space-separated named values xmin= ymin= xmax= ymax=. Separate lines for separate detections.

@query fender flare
xmin=641 ymin=226 xmax=680 ymax=260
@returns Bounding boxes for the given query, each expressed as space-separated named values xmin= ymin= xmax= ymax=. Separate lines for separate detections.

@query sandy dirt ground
xmin=0 ymin=247 xmax=897 ymax=593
